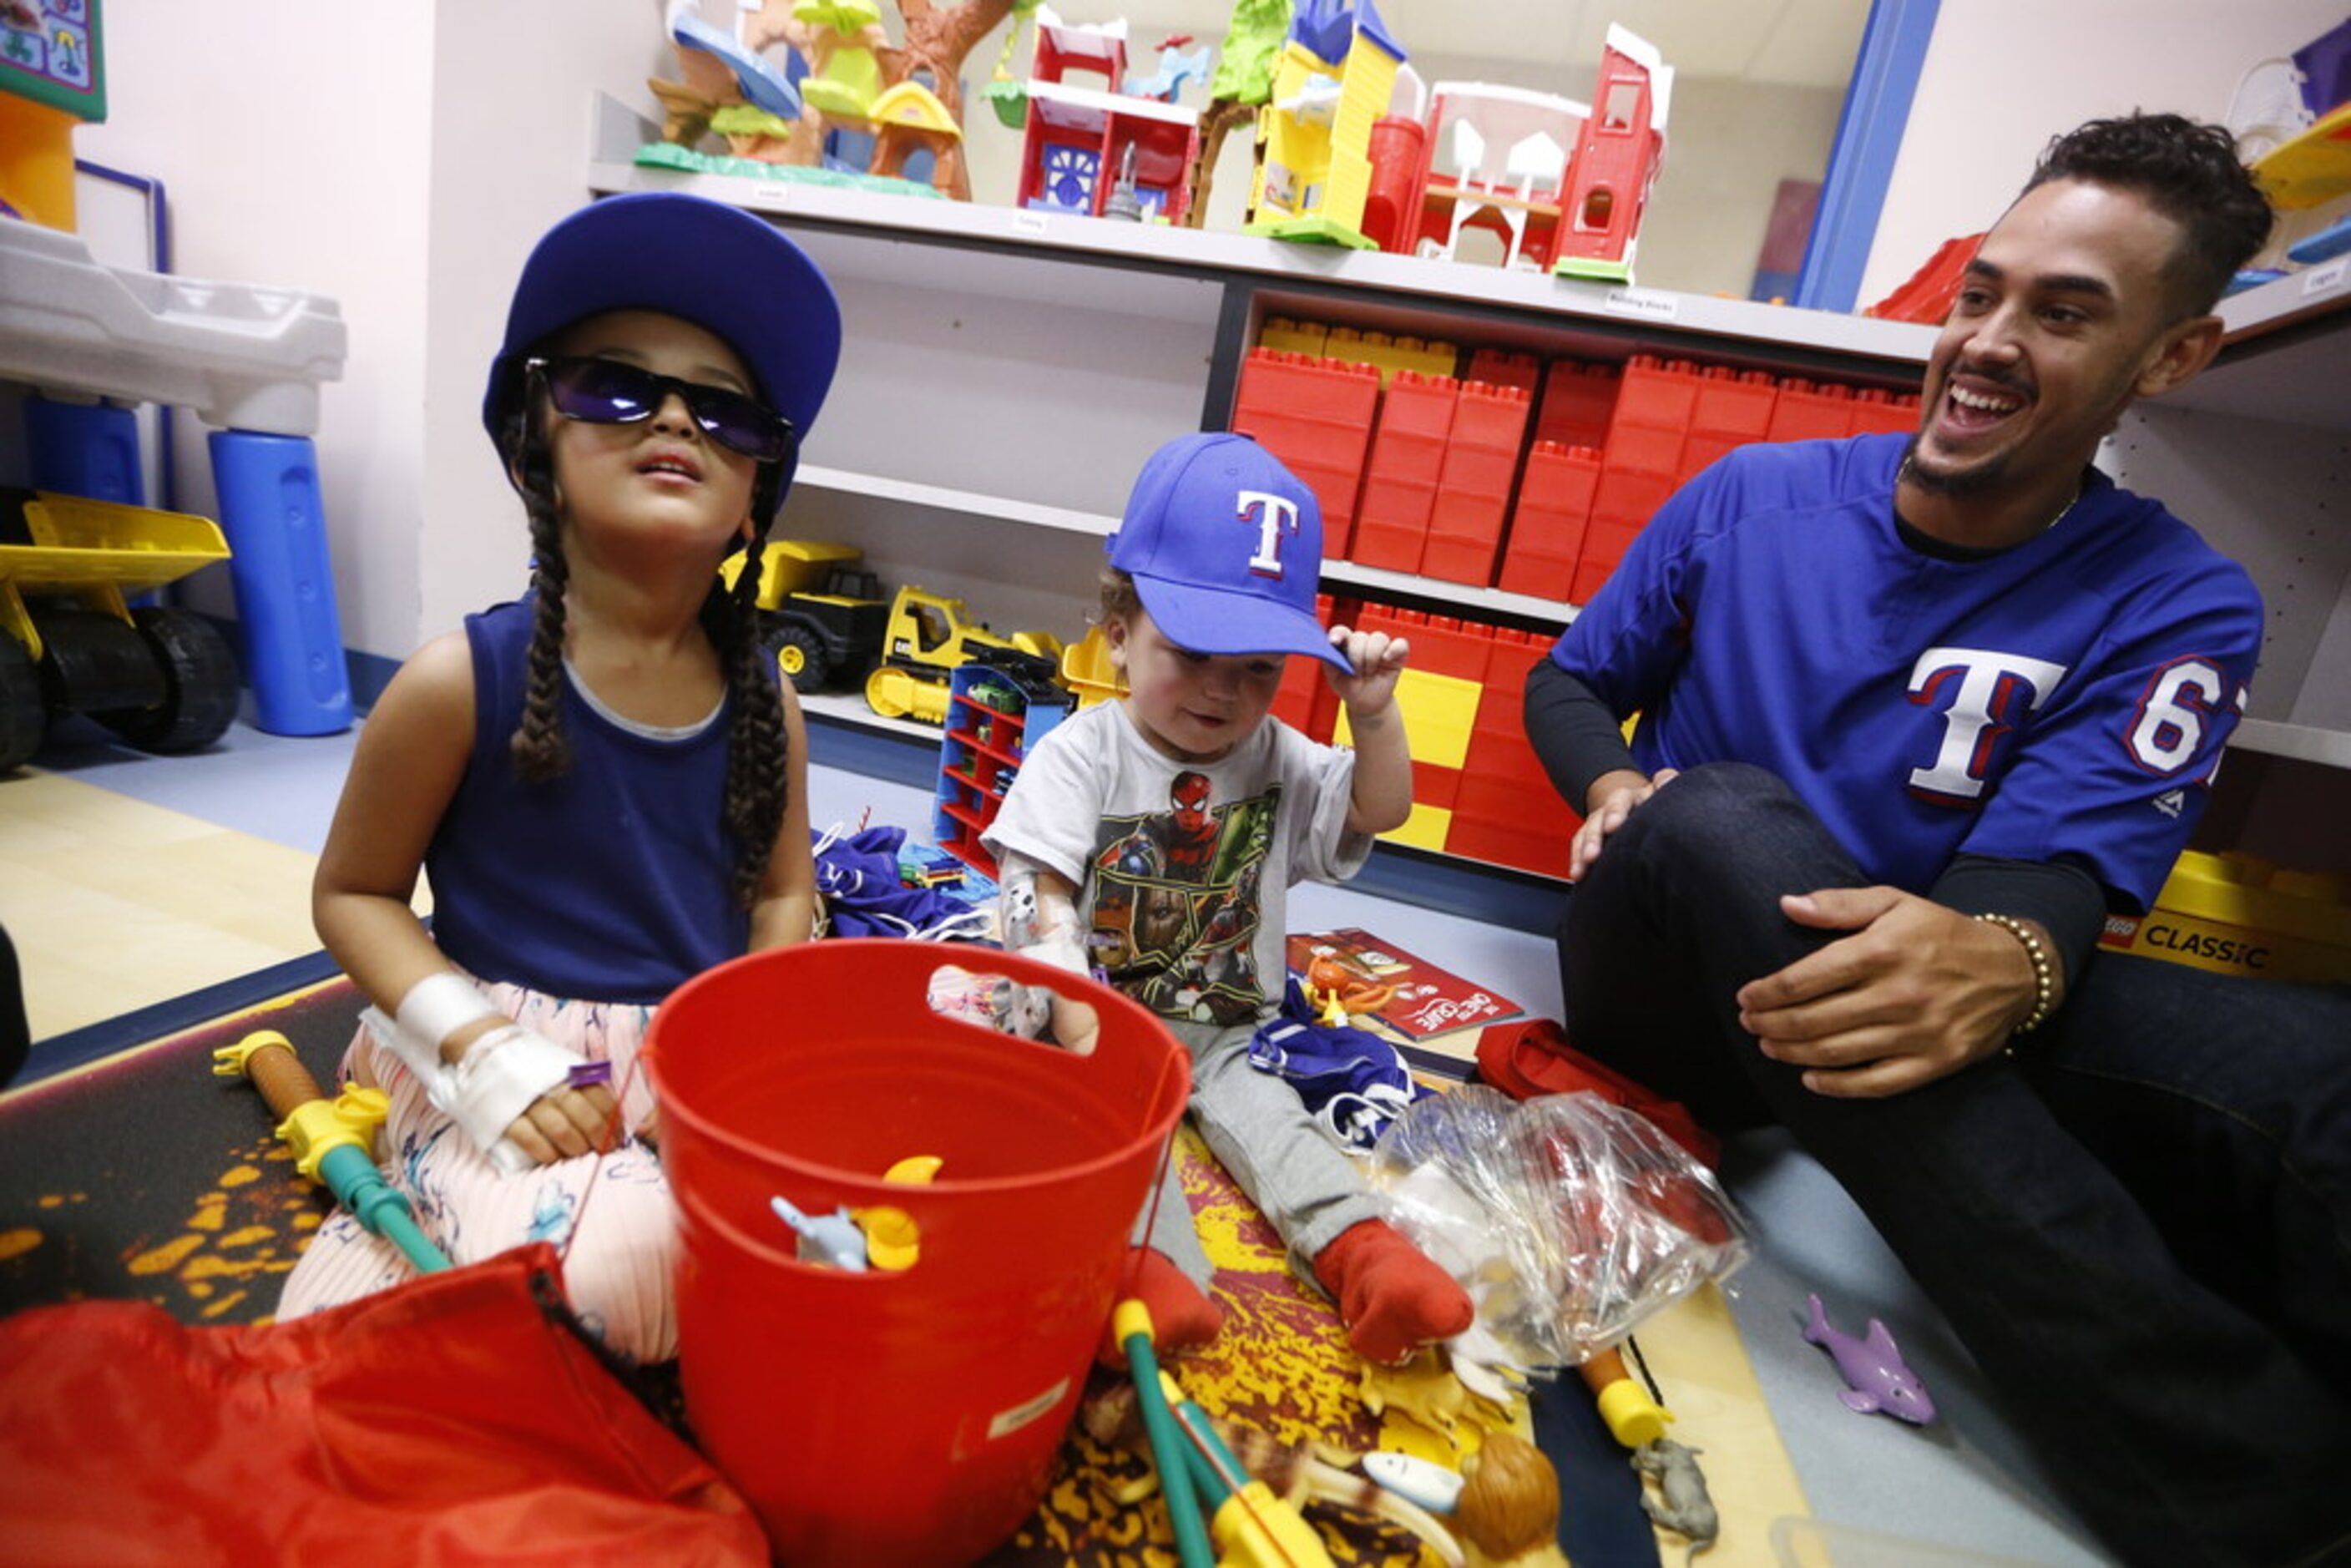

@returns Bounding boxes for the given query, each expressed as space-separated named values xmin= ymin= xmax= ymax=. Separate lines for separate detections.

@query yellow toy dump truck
xmin=1 ymin=488 xmax=241 ymax=773
xmin=863 ymin=586 xmax=1064 ymax=725
xmin=722 ymin=539 xmax=889 ymax=695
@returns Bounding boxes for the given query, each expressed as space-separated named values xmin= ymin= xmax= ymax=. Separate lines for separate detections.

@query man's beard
xmin=1899 ymin=432 xmax=2009 ymax=498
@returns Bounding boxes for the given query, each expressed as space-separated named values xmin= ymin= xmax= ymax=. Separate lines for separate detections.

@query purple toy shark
xmin=1803 ymin=1292 xmax=1938 ymax=1425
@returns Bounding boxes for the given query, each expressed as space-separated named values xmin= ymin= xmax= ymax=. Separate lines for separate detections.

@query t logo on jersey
xmin=1905 ymin=646 xmax=2069 ymax=803
xmin=1236 ymin=489 xmax=1299 ymax=582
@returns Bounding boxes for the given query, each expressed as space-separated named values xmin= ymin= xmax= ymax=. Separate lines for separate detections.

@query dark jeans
xmin=1555 ymin=763 xmax=2351 ymax=1568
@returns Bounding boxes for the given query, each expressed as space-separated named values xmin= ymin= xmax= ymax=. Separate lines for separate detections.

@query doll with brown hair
xmin=273 ymin=193 xmax=839 ymax=1362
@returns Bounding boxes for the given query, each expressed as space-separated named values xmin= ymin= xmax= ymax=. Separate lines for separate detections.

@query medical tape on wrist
xmin=434 ymin=1023 xmax=586 ymax=1170
xmin=382 ymin=972 xmax=504 ymax=1075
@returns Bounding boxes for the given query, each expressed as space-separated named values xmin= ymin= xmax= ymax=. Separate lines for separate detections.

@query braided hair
xmin=502 ymin=363 xmax=793 ymax=909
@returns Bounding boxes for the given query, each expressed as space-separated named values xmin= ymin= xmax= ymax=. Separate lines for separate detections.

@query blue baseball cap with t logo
xmin=1106 ymin=432 xmax=1352 ymax=675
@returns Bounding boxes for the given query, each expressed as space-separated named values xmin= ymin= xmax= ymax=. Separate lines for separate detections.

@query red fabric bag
xmin=0 ymin=1244 xmax=766 ymax=1567
xmin=1475 ymin=1016 xmax=1721 ymax=1169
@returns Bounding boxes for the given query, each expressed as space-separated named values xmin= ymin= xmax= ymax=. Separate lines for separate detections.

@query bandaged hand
xmin=369 ymin=973 xmax=620 ymax=1173
xmin=999 ymin=853 xmax=1103 ymax=1055
xmin=439 ymin=1025 xmax=619 ymax=1172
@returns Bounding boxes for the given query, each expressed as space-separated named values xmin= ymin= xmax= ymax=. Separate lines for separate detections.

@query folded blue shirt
xmin=1248 ymin=976 xmax=1426 ymax=1152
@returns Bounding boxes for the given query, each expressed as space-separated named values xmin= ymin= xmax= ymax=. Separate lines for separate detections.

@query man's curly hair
xmin=2024 ymin=113 xmax=2273 ymax=318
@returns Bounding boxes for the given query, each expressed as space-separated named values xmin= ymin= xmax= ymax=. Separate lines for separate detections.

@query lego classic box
xmin=2101 ymin=850 xmax=2351 ymax=984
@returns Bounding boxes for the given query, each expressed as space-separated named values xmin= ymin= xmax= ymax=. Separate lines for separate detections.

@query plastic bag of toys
xmin=1366 ymin=1085 xmax=1750 ymax=1368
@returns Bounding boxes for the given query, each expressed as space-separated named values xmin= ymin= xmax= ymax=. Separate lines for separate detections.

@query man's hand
xmin=1569 ymin=767 xmax=1679 ymax=882
xmin=1735 ymin=888 xmax=2045 ymax=1097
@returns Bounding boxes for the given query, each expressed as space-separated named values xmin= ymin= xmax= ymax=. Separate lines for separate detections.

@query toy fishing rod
xmin=215 ymin=1029 xmax=451 ymax=1274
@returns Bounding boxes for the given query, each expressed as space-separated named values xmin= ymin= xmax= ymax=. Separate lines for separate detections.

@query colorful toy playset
xmin=635 ymin=3 xmax=1681 ymax=286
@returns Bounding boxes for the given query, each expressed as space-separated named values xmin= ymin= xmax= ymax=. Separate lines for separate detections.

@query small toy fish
xmin=771 ymin=1195 xmax=867 ymax=1272
xmin=1802 ymin=1292 xmax=1937 ymax=1424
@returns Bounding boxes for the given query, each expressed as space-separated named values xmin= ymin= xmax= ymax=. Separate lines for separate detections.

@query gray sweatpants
xmin=1137 ymin=1017 xmax=1382 ymax=1293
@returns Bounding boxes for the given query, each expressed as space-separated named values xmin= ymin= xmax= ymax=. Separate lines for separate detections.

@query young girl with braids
xmin=275 ymin=194 xmax=840 ymax=1361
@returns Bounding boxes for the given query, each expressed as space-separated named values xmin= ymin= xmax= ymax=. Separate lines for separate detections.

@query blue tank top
xmin=425 ymin=597 xmax=748 ymax=1003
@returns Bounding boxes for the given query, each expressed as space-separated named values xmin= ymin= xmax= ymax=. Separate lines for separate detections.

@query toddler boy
xmin=983 ymin=432 xmax=1473 ymax=1364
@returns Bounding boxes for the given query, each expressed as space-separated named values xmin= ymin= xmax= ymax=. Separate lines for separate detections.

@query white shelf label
xmin=1605 ymin=286 xmax=1680 ymax=323
xmin=1012 ymin=211 xmax=1051 ymax=237
xmin=740 ymin=184 xmax=792 ymax=212
xmin=2303 ymin=259 xmax=2346 ymax=296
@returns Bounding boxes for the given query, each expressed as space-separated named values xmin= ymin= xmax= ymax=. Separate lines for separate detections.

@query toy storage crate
xmin=932 ymin=652 xmax=1072 ymax=880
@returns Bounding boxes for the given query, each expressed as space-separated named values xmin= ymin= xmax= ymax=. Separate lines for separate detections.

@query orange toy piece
xmin=1305 ymin=952 xmax=1398 ymax=1024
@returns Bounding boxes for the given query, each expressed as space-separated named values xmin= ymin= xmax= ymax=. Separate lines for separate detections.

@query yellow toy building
xmin=1244 ymin=0 xmax=1405 ymax=250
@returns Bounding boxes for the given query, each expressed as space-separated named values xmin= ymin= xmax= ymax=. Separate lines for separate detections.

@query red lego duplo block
xmin=1534 ymin=358 xmax=1621 ymax=451
xmin=1398 ymin=609 xmax=1495 ymax=685
xmin=1449 ymin=771 xmax=1580 ymax=877
xmin=1682 ymin=367 xmax=1777 ymax=481
xmin=1466 ymin=346 xmax=1542 ymax=397
xmin=1424 ymin=380 xmax=1531 ymax=586
xmin=1412 ymin=757 xmax=1463 ymax=811
xmin=1572 ymin=506 xmax=1657 ymax=606
xmin=1231 ymin=349 xmax=1382 ymax=555
xmin=1588 ymin=465 xmax=1675 ymax=534
xmin=1764 ymin=377 xmax=1853 ymax=444
xmin=1352 ymin=370 xmax=1458 ymax=573
xmin=1443 ymin=816 xmax=1553 ymax=875
xmin=1497 ymin=443 xmax=1600 ymax=600
xmin=1848 ymin=387 xmax=1922 ymax=437
xmin=1601 ymin=355 xmax=1699 ymax=478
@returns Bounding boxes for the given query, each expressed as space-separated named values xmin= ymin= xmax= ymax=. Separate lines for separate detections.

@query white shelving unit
xmin=590 ymin=94 xmax=2351 ymax=874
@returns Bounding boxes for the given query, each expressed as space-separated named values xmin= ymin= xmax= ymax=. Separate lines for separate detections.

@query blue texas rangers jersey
xmin=1547 ymin=434 xmax=2262 ymax=910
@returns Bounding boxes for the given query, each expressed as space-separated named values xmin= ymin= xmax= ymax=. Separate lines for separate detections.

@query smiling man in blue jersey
xmin=1527 ymin=114 xmax=2350 ymax=1568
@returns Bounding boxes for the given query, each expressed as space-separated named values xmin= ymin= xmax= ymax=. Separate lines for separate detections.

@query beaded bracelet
xmin=1974 ymin=913 xmax=2055 ymax=1039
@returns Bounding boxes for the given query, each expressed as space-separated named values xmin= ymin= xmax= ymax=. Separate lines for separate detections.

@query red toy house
xmin=1016 ymin=13 xmax=1201 ymax=224
xmin=1553 ymin=27 xmax=1672 ymax=284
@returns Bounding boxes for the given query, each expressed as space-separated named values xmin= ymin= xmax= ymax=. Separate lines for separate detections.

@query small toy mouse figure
xmin=1803 ymin=1292 xmax=1938 ymax=1424
xmin=1632 ymin=1438 xmax=1719 ymax=1563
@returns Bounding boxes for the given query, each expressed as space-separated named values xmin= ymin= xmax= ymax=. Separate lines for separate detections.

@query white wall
xmin=1857 ymin=0 xmax=2348 ymax=310
xmin=415 ymin=0 xmax=678 ymax=639
xmin=77 ymin=2 xmax=436 ymax=660
xmin=78 ymin=1 xmax=673 ymax=660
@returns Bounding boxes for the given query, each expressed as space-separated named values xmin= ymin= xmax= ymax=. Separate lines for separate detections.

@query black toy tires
xmin=93 ymin=607 xmax=240 ymax=755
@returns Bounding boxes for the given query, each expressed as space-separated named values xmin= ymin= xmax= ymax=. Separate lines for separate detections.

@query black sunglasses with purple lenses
xmin=526 ymin=356 xmax=795 ymax=463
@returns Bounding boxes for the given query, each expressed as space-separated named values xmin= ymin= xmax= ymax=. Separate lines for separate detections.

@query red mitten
xmin=1312 ymin=1218 xmax=1474 ymax=1365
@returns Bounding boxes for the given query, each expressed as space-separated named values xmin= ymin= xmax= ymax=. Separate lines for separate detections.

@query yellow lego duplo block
xmin=1382 ymin=802 xmax=1452 ymax=852
xmin=1332 ymin=666 xmax=1480 ymax=769
xmin=2101 ymin=849 xmax=2351 ymax=984
xmin=1324 ymin=326 xmax=1460 ymax=388
xmin=1256 ymin=316 xmax=1330 ymax=357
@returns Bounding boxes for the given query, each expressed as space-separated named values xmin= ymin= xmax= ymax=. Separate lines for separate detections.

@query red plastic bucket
xmin=647 ymin=939 xmax=1190 ymax=1566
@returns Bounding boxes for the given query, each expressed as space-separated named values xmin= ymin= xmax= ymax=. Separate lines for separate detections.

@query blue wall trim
xmin=1793 ymin=0 xmax=1940 ymax=313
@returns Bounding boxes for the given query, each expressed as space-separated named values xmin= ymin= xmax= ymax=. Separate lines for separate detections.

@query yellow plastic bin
xmin=2101 ymin=850 xmax=2351 ymax=984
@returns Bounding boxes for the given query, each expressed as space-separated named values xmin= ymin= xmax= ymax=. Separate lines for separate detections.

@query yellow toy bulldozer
xmin=0 ymin=488 xmax=241 ymax=773
xmin=863 ymin=585 xmax=1064 ymax=724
